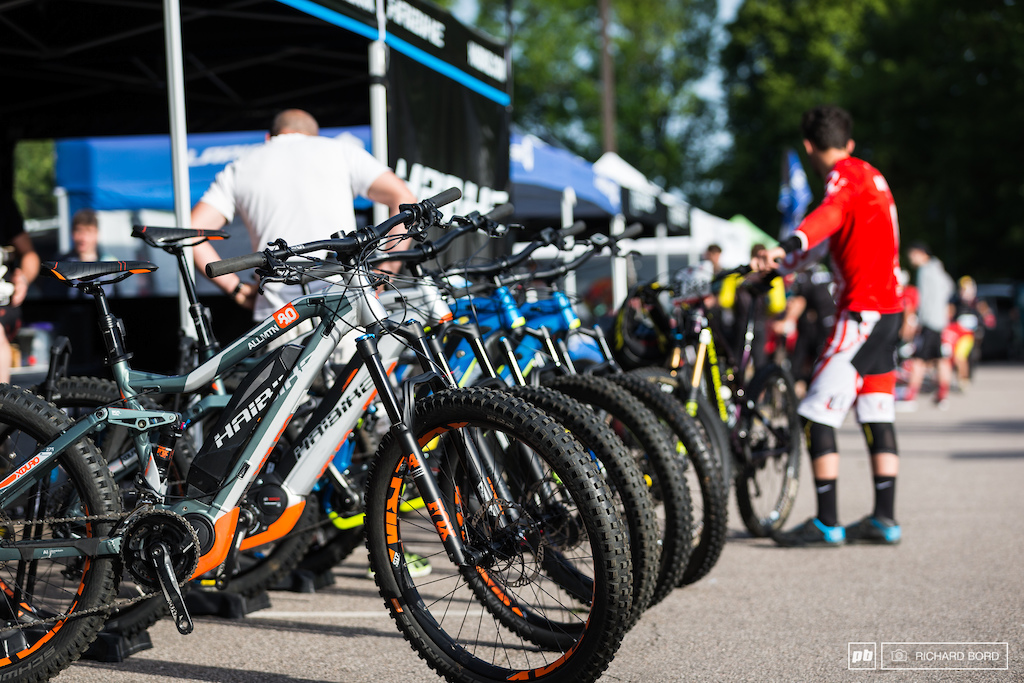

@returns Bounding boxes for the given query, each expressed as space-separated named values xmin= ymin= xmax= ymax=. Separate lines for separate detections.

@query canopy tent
xmin=56 ymin=126 xmax=373 ymax=216
xmin=56 ymin=128 xmax=625 ymax=235
xmin=2 ymin=0 xmax=510 ymax=219
xmin=3 ymin=0 xmax=510 ymax=373
xmin=509 ymin=132 xmax=621 ymax=226
xmin=593 ymin=151 xmax=689 ymax=234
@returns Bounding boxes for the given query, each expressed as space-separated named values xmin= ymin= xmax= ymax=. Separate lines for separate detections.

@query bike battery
xmin=186 ymin=344 xmax=302 ymax=500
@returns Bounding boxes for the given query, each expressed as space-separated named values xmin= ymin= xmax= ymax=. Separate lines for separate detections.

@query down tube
xmin=202 ymin=319 xmax=348 ymax=514
xmin=280 ymin=333 xmax=407 ymax=497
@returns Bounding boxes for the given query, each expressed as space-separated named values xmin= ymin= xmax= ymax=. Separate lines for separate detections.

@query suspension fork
xmin=357 ymin=333 xmax=511 ymax=567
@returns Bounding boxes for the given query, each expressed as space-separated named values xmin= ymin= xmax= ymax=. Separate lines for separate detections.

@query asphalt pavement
xmin=54 ymin=363 xmax=1024 ymax=683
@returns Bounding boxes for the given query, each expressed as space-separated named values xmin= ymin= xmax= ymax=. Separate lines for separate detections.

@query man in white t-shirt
xmin=191 ymin=109 xmax=417 ymax=320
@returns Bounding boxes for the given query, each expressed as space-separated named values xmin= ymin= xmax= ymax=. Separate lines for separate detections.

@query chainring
xmin=121 ymin=509 xmax=200 ymax=592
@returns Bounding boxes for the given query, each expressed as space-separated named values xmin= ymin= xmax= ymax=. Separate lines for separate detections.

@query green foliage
xmin=476 ymin=0 xmax=717 ymax=192
xmin=14 ymin=140 xmax=56 ymax=219
xmin=716 ymin=0 xmax=1024 ymax=279
xmin=713 ymin=0 xmax=889 ymax=230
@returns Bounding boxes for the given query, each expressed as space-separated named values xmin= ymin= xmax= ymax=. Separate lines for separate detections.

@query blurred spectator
xmin=61 ymin=209 xmax=115 ymax=263
xmin=943 ymin=275 xmax=995 ymax=386
xmin=60 ymin=209 xmax=117 ymax=298
xmin=703 ymin=243 xmax=723 ymax=274
xmin=0 ymin=194 xmax=40 ymax=383
xmin=775 ymin=264 xmax=836 ymax=394
xmin=902 ymin=242 xmax=954 ymax=409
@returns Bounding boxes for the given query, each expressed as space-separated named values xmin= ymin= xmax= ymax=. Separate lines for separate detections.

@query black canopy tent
xmin=1 ymin=0 xmax=510 ymax=374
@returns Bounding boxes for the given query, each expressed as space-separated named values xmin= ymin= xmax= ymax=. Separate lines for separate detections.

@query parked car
xmin=976 ymin=283 xmax=1023 ymax=360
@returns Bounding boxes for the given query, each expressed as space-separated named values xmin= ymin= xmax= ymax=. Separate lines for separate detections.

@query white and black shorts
xmin=798 ymin=310 xmax=902 ymax=429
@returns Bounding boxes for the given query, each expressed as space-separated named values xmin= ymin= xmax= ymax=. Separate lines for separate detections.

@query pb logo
xmin=849 ymin=642 xmax=877 ymax=670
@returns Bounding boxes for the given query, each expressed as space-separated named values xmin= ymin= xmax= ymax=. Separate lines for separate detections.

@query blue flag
xmin=777 ymin=148 xmax=813 ymax=239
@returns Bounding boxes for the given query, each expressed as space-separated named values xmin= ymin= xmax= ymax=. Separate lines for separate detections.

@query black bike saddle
xmin=131 ymin=225 xmax=230 ymax=245
xmin=43 ymin=260 xmax=158 ymax=283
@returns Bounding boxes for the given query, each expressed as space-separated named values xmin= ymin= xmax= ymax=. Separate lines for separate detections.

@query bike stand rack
xmin=183 ymin=589 xmax=271 ymax=619
xmin=81 ymin=627 xmax=153 ymax=662
xmin=271 ymin=567 xmax=336 ymax=593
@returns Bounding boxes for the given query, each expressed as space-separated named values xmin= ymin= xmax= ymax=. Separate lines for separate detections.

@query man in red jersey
xmin=754 ymin=105 xmax=903 ymax=547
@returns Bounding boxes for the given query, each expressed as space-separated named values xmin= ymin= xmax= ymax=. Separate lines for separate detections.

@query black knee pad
xmin=804 ymin=419 xmax=837 ymax=459
xmin=862 ymin=422 xmax=898 ymax=456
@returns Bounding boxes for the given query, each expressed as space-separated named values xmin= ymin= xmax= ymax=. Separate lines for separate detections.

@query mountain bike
xmin=621 ymin=265 xmax=802 ymax=537
xmin=0 ymin=189 xmax=632 ymax=683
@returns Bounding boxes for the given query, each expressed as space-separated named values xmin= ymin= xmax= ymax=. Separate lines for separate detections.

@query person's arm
xmin=754 ymin=171 xmax=852 ymax=272
xmin=9 ymin=232 xmax=39 ymax=307
xmin=365 ymin=171 xmax=418 ymax=276
xmin=191 ymin=201 xmax=255 ymax=309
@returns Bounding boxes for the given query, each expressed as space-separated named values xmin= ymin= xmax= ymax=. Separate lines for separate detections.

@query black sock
xmin=873 ymin=476 xmax=896 ymax=522
xmin=814 ymin=478 xmax=838 ymax=527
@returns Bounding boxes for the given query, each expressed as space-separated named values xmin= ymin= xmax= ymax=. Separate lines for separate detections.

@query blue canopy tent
xmin=509 ymin=132 xmax=621 ymax=226
xmin=56 ymin=126 xmax=373 ymax=217
xmin=55 ymin=128 xmax=621 ymax=240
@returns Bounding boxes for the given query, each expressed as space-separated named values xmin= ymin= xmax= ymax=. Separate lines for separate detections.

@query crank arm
xmin=150 ymin=541 xmax=193 ymax=635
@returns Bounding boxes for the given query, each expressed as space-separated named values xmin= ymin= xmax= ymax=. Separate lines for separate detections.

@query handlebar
xmin=205 ymin=187 xmax=461 ymax=278
xmin=367 ymin=202 xmax=515 ymax=267
xmin=528 ymin=222 xmax=642 ymax=282
xmin=456 ymin=220 xmax=586 ymax=278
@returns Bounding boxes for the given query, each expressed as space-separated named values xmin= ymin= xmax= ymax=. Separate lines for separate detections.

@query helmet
xmin=673 ymin=263 xmax=714 ymax=303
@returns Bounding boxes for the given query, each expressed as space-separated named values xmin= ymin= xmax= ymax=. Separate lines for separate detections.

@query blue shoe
xmin=772 ymin=517 xmax=846 ymax=547
xmin=845 ymin=515 xmax=901 ymax=545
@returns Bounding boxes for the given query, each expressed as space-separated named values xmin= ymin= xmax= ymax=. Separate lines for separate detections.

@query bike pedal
xmin=149 ymin=541 xmax=194 ymax=635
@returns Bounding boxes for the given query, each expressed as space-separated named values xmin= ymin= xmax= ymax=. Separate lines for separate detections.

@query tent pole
xmin=656 ymin=223 xmax=668 ymax=284
xmin=561 ymin=187 xmax=577 ymax=298
xmin=163 ymin=0 xmax=196 ymax=338
xmin=370 ymin=0 xmax=389 ymax=224
xmin=611 ymin=214 xmax=627 ymax=309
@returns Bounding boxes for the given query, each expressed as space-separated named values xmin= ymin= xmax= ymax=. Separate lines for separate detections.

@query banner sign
xmin=388 ymin=51 xmax=509 ymax=217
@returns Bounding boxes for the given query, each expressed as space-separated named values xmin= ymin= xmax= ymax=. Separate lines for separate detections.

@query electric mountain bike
xmin=0 ymin=190 xmax=632 ymax=683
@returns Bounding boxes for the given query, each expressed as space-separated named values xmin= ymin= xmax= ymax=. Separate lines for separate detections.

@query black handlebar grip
xmin=619 ymin=223 xmax=644 ymax=240
xmin=561 ymin=220 xmax=587 ymax=237
xmin=485 ymin=203 xmax=515 ymax=223
xmin=424 ymin=187 xmax=462 ymax=208
xmin=206 ymin=252 xmax=268 ymax=278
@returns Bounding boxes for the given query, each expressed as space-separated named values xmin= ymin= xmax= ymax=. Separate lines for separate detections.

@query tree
xmin=14 ymin=140 xmax=56 ymax=220
xmin=846 ymin=0 xmax=1024 ymax=279
xmin=476 ymin=0 xmax=717 ymax=193
xmin=715 ymin=0 xmax=1024 ymax=278
xmin=713 ymin=0 xmax=888 ymax=233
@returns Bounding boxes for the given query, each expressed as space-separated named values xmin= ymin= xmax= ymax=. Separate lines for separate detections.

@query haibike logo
xmin=213 ymin=384 xmax=281 ymax=449
xmin=248 ymin=326 xmax=280 ymax=351
xmin=295 ymin=375 xmax=375 ymax=458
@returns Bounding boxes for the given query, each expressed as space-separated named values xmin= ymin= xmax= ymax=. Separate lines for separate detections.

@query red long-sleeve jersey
xmin=795 ymin=157 xmax=902 ymax=313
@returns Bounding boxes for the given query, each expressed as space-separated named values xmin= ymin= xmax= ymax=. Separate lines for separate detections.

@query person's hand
xmin=752 ymin=246 xmax=786 ymax=272
xmin=10 ymin=269 xmax=28 ymax=307
xmin=233 ymin=281 xmax=256 ymax=310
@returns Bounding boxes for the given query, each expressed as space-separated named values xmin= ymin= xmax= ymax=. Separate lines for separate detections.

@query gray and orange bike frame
xmin=0 ymin=268 xmax=485 ymax=578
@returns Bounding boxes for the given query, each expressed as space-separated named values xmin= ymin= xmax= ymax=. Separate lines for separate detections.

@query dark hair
xmin=72 ymin=208 xmax=98 ymax=229
xmin=909 ymin=241 xmax=932 ymax=256
xmin=801 ymin=105 xmax=853 ymax=151
xmin=706 ymin=244 xmax=722 ymax=254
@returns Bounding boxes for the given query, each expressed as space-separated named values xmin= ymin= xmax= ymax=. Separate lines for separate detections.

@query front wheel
xmin=735 ymin=365 xmax=801 ymax=537
xmin=0 ymin=385 xmax=119 ymax=683
xmin=364 ymin=387 xmax=632 ymax=683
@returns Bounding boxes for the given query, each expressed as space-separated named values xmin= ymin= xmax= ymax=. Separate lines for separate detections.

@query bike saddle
xmin=43 ymin=260 xmax=158 ymax=283
xmin=132 ymin=225 xmax=230 ymax=245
